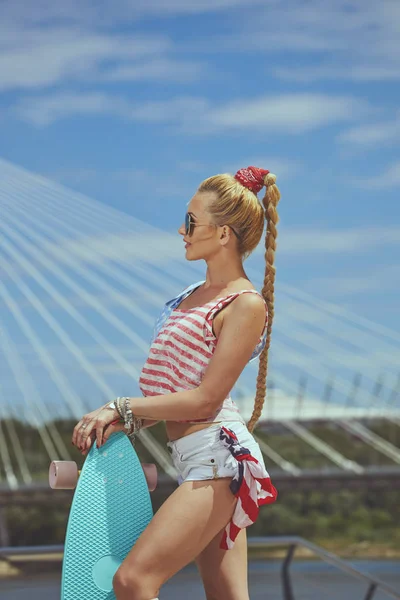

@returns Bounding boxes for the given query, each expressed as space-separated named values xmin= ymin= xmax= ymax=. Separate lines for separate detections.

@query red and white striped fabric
xmin=219 ymin=426 xmax=278 ymax=550
xmin=139 ymin=289 xmax=268 ymax=423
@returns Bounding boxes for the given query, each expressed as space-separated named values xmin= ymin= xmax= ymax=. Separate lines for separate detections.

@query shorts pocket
xmin=179 ymin=440 xmax=217 ymax=463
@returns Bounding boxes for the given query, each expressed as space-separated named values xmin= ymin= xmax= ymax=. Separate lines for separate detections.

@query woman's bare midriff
xmin=166 ymin=420 xmax=220 ymax=442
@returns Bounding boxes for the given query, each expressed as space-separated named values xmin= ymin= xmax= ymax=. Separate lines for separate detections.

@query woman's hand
xmin=72 ymin=403 xmax=124 ymax=454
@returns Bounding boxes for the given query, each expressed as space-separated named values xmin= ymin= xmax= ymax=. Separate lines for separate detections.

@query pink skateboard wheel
xmin=142 ymin=463 xmax=157 ymax=492
xmin=49 ymin=461 xmax=78 ymax=489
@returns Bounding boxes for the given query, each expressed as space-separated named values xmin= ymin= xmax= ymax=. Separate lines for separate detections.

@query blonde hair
xmin=198 ymin=171 xmax=281 ymax=432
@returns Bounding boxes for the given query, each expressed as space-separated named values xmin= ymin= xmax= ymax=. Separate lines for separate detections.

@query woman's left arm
xmin=74 ymin=293 xmax=266 ymax=449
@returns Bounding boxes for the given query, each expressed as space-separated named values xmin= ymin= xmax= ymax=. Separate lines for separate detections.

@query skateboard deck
xmin=54 ymin=432 xmax=154 ymax=599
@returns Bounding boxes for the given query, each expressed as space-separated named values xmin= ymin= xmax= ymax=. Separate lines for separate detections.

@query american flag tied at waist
xmin=219 ymin=426 xmax=278 ymax=550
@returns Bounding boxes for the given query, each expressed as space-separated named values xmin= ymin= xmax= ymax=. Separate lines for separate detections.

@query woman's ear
xmin=219 ymin=226 xmax=231 ymax=246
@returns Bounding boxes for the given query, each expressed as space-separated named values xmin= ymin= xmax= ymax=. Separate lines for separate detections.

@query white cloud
xmin=200 ymin=94 xmax=370 ymax=134
xmin=354 ymin=161 xmax=400 ymax=189
xmin=1 ymin=0 xmax=267 ymax=28
xmin=304 ymin=265 xmax=400 ymax=297
xmin=273 ymin=65 xmax=400 ymax=83
xmin=186 ymin=0 xmax=400 ymax=83
xmin=0 ymin=28 xmax=172 ymax=92
xmin=13 ymin=92 xmax=129 ymax=126
xmin=1 ymin=0 xmax=399 ymax=101
xmin=269 ymin=226 xmax=400 ymax=255
xmin=0 ymin=3 xmax=215 ymax=93
xmin=191 ymin=30 xmax=348 ymax=54
xmin=130 ymin=0 xmax=268 ymax=15
xmin=338 ymin=113 xmax=400 ymax=147
xmin=2 ymin=0 xmax=399 ymax=98
xmin=12 ymin=92 xmax=212 ymax=126
xmin=13 ymin=90 xmax=370 ymax=135
xmin=103 ymin=58 xmax=206 ymax=83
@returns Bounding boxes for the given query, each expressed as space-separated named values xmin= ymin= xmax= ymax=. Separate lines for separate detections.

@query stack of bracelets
xmin=115 ymin=397 xmax=143 ymax=440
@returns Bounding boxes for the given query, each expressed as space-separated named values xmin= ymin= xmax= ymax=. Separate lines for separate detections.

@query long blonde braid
xmin=198 ymin=169 xmax=281 ymax=432
xmin=247 ymin=173 xmax=281 ymax=433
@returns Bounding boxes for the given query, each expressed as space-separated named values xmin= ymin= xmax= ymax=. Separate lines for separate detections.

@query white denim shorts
xmin=166 ymin=421 xmax=266 ymax=485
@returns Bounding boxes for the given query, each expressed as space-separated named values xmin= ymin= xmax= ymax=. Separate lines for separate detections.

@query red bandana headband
xmin=234 ymin=166 xmax=270 ymax=194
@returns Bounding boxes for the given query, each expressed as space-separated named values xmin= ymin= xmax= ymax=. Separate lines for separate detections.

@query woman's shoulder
xmin=221 ymin=280 xmax=266 ymax=307
xmin=222 ymin=289 xmax=267 ymax=319
xmin=205 ymin=284 xmax=267 ymax=333
xmin=216 ymin=285 xmax=268 ymax=338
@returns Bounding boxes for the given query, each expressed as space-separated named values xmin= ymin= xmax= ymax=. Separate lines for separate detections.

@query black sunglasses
xmin=185 ymin=212 xmax=240 ymax=240
xmin=185 ymin=212 xmax=196 ymax=236
xmin=185 ymin=212 xmax=213 ymax=236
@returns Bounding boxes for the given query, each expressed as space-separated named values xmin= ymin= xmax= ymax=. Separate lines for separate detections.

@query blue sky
xmin=0 ymin=0 xmax=399 ymax=420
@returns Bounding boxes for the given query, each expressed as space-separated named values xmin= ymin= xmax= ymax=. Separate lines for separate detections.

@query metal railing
xmin=250 ymin=536 xmax=400 ymax=600
xmin=0 ymin=537 xmax=399 ymax=599
xmin=0 ymin=545 xmax=64 ymax=558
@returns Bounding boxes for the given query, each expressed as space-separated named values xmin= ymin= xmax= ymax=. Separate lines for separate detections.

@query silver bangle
xmin=115 ymin=397 xmax=124 ymax=419
xmin=124 ymin=397 xmax=133 ymax=431
xmin=128 ymin=416 xmax=143 ymax=441
xmin=113 ymin=396 xmax=137 ymax=435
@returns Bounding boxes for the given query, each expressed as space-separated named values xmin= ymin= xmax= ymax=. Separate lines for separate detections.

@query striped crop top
xmin=138 ymin=281 xmax=268 ymax=424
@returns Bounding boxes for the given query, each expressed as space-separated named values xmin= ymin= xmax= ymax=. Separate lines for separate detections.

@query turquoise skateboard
xmin=49 ymin=432 xmax=156 ymax=599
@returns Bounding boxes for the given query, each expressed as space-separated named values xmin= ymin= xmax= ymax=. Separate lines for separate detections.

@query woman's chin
xmin=185 ymin=249 xmax=199 ymax=262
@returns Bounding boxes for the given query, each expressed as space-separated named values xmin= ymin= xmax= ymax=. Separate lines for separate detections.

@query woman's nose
xmin=178 ymin=223 xmax=185 ymax=235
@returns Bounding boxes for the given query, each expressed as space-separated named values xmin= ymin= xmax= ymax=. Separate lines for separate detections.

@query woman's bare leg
xmin=195 ymin=528 xmax=249 ymax=600
xmin=113 ymin=477 xmax=237 ymax=600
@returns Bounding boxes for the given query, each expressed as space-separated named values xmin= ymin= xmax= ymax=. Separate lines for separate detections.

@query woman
xmin=72 ymin=166 xmax=281 ymax=600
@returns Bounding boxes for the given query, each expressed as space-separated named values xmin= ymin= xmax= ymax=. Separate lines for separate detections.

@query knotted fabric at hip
xmin=219 ymin=426 xmax=278 ymax=550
